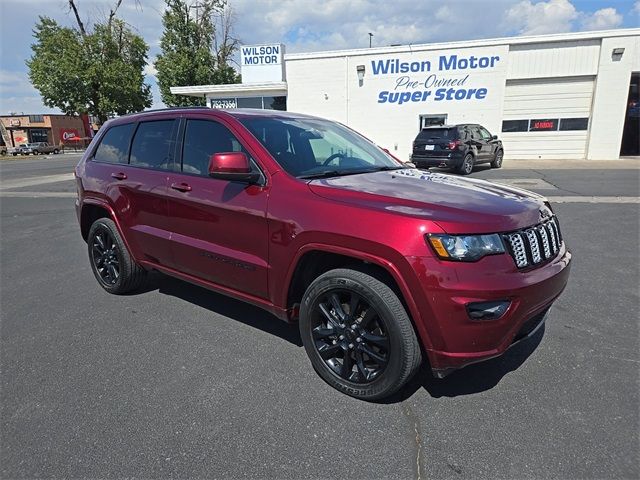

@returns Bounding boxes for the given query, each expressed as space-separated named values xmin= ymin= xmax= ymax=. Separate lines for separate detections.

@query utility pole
xmin=368 ymin=32 xmax=373 ymax=48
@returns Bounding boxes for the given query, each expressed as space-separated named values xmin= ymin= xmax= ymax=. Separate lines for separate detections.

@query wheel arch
xmin=283 ymin=244 xmax=434 ymax=352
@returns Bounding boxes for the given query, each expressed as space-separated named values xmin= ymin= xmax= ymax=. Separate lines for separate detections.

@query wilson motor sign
xmin=372 ymin=49 xmax=504 ymax=106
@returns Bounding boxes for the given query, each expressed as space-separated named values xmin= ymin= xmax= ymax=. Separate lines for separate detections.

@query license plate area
xmin=425 ymin=145 xmax=435 ymax=150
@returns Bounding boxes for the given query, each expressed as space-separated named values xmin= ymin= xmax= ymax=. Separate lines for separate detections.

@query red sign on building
xmin=60 ymin=128 xmax=80 ymax=141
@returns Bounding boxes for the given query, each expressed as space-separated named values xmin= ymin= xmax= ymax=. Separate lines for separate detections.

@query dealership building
xmin=171 ymin=28 xmax=640 ymax=161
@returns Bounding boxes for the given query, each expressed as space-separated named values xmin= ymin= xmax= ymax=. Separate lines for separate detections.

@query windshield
xmin=240 ymin=116 xmax=402 ymax=178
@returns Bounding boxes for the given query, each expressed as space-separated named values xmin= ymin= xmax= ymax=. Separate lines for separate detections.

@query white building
xmin=171 ymin=29 xmax=640 ymax=161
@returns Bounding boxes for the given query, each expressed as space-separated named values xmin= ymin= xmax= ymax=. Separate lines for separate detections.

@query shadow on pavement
xmin=146 ymin=273 xmax=303 ymax=347
xmin=139 ymin=272 xmax=544 ymax=400
xmin=384 ymin=325 xmax=545 ymax=402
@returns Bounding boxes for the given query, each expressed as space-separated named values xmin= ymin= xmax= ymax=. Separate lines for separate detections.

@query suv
xmin=411 ymin=124 xmax=503 ymax=175
xmin=75 ymin=108 xmax=571 ymax=400
xmin=21 ymin=142 xmax=60 ymax=155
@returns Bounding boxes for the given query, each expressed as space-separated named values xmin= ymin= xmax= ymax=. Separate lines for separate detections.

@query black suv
xmin=411 ymin=124 xmax=504 ymax=175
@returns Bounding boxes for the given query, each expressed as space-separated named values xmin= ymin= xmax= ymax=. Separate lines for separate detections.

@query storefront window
xmin=263 ymin=96 xmax=287 ymax=111
xmin=209 ymin=96 xmax=287 ymax=111
xmin=237 ymin=97 xmax=263 ymax=109
xmin=30 ymin=129 xmax=49 ymax=143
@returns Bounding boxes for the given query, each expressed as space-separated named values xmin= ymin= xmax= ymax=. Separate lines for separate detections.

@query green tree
xmin=27 ymin=1 xmax=152 ymax=124
xmin=155 ymin=0 xmax=240 ymax=107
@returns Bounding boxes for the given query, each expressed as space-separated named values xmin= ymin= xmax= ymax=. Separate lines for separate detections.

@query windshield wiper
xmin=299 ymin=169 xmax=380 ymax=180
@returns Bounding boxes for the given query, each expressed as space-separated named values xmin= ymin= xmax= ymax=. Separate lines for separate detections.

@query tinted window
xmin=129 ymin=120 xmax=176 ymax=170
xmin=263 ymin=96 xmax=287 ymax=111
xmin=478 ymin=126 xmax=492 ymax=140
xmin=559 ymin=118 xmax=589 ymax=131
xmin=93 ymin=123 xmax=135 ymax=164
xmin=237 ymin=97 xmax=263 ymax=108
xmin=502 ymin=120 xmax=528 ymax=132
xmin=182 ymin=119 xmax=253 ymax=176
xmin=417 ymin=128 xmax=456 ymax=140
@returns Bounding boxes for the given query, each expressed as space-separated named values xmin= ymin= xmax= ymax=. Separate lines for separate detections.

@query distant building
xmin=0 ymin=113 xmax=92 ymax=148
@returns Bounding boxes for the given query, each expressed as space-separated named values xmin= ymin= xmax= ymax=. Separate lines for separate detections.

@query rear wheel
xmin=299 ymin=268 xmax=422 ymax=400
xmin=87 ymin=218 xmax=147 ymax=294
xmin=53 ymin=149 xmax=59 ymax=154
xmin=491 ymin=149 xmax=503 ymax=168
xmin=457 ymin=154 xmax=474 ymax=175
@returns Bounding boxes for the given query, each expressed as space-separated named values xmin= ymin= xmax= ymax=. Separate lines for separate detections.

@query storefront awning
xmin=170 ymin=82 xmax=287 ymax=99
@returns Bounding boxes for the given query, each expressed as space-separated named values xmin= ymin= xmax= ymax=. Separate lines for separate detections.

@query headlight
xmin=427 ymin=233 xmax=505 ymax=261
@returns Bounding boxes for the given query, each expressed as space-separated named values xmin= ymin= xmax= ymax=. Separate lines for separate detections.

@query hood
xmin=307 ymin=169 xmax=549 ymax=234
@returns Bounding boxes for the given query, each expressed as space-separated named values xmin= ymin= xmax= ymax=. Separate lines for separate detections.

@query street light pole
xmin=368 ymin=32 xmax=373 ymax=48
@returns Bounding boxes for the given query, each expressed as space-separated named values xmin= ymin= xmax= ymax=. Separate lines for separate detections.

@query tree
xmin=27 ymin=0 xmax=152 ymax=124
xmin=155 ymin=0 xmax=240 ymax=107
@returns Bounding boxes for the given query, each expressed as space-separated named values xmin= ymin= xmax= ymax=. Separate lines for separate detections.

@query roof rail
xmin=120 ymin=106 xmax=211 ymax=117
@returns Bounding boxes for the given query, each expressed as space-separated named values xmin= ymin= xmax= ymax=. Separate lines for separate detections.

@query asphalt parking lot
xmin=1 ymin=153 xmax=639 ymax=479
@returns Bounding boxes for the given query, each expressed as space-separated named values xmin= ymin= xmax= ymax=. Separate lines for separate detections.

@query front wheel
xmin=456 ymin=154 xmax=474 ymax=175
xmin=299 ymin=268 xmax=422 ymax=400
xmin=491 ymin=150 xmax=503 ymax=168
xmin=87 ymin=217 xmax=147 ymax=294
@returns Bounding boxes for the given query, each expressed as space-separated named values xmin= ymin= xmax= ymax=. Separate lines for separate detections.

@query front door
xmin=165 ymin=117 xmax=270 ymax=300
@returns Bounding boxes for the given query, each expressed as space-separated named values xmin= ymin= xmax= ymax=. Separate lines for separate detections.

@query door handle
xmin=111 ymin=172 xmax=127 ymax=180
xmin=171 ymin=182 xmax=192 ymax=192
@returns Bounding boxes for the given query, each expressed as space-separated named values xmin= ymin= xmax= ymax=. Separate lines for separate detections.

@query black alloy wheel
xmin=311 ymin=289 xmax=390 ymax=384
xmin=90 ymin=226 xmax=121 ymax=286
xmin=299 ymin=268 xmax=421 ymax=400
xmin=87 ymin=217 xmax=147 ymax=294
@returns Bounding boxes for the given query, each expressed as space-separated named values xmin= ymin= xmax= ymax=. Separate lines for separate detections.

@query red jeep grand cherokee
xmin=75 ymin=108 xmax=571 ymax=400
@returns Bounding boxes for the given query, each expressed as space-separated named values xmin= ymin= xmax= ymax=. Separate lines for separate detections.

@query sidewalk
xmin=502 ymin=158 xmax=640 ymax=170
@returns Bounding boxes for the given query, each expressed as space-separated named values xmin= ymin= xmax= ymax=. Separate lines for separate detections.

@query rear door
xmin=85 ymin=119 xmax=177 ymax=267
xmin=413 ymin=127 xmax=456 ymax=157
xmin=165 ymin=116 xmax=270 ymax=299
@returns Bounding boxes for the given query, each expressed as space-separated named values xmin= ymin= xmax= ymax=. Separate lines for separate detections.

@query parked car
xmin=20 ymin=142 xmax=60 ymax=155
xmin=0 ymin=145 xmax=6 ymax=155
xmin=9 ymin=144 xmax=27 ymax=156
xmin=75 ymin=108 xmax=571 ymax=400
xmin=411 ymin=123 xmax=504 ymax=175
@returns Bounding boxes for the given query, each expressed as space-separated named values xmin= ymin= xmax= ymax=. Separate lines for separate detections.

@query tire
xmin=12 ymin=153 xmax=17 ymax=156
xmin=87 ymin=217 xmax=147 ymax=294
xmin=491 ymin=149 xmax=503 ymax=168
xmin=33 ymin=151 xmax=39 ymax=155
xmin=456 ymin=154 xmax=474 ymax=175
xmin=299 ymin=268 xmax=422 ymax=400
xmin=53 ymin=149 xmax=59 ymax=154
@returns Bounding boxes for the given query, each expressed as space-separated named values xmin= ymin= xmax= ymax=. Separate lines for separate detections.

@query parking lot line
xmin=0 ymin=173 xmax=75 ymax=190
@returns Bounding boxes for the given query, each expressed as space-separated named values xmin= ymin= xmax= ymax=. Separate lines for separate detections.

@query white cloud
xmin=504 ymin=0 xmax=578 ymax=35
xmin=634 ymin=1 xmax=640 ymax=13
xmin=143 ymin=63 xmax=158 ymax=78
xmin=581 ymin=8 xmax=623 ymax=30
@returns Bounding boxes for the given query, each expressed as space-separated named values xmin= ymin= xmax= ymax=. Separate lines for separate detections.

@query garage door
xmin=501 ymin=76 xmax=594 ymax=159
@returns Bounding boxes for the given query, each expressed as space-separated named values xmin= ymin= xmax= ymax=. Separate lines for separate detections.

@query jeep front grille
xmin=504 ymin=217 xmax=563 ymax=268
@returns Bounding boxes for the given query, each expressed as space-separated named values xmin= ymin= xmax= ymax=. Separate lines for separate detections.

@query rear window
xmin=94 ymin=123 xmax=135 ymax=164
xmin=416 ymin=128 xmax=456 ymax=140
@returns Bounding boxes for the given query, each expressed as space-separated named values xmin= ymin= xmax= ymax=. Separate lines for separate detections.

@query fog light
xmin=466 ymin=300 xmax=510 ymax=321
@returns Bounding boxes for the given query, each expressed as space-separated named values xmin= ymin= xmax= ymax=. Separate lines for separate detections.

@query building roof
xmin=285 ymin=28 xmax=640 ymax=61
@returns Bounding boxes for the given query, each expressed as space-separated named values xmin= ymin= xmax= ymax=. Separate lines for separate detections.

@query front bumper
xmin=406 ymin=245 xmax=571 ymax=376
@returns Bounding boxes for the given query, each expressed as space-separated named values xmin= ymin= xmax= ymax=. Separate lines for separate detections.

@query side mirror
xmin=208 ymin=152 xmax=261 ymax=184
xmin=491 ymin=135 xmax=498 ymax=140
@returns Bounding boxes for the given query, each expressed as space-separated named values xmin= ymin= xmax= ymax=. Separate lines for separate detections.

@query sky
xmin=0 ymin=0 xmax=638 ymax=115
